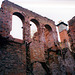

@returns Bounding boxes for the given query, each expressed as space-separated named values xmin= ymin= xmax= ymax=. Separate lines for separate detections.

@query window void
xmin=30 ymin=21 xmax=37 ymax=38
xmin=30 ymin=19 xmax=39 ymax=38
xmin=10 ymin=13 xmax=24 ymax=40
xmin=44 ymin=25 xmax=53 ymax=46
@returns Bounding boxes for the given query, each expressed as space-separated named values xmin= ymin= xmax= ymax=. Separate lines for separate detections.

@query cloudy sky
xmin=0 ymin=0 xmax=75 ymax=24
xmin=0 ymin=0 xmax=75 ymax=39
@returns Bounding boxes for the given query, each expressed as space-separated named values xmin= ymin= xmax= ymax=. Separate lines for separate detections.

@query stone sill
xmin=8 ymin=35 xmax=23 ymax=44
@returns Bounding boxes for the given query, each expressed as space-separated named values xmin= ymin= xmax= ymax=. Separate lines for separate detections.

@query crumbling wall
xmin=0 ymin=1 xmax=75 ymax=75
xmin=0 ymin=36 xmax=26 ymax=75
xmin=48 ymin=48 xmax=75 ymax=75
xmin=0 ymin=3 xmax=12 ymax=38
xmin=68 ymin=16 xmax=75 ymax=53
xmin=0 ymin=1 xmax=58 ymax=75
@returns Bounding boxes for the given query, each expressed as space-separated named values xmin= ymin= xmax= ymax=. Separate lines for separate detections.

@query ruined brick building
xmin=0 ymin=0 xmax=75 ymax=75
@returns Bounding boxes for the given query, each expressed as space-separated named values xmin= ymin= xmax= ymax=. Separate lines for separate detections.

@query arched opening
xmin=44 ymin=25 xmax=52 ymax=37
xmin=44 ymin=24 xmax=53 ymax=48
xmin=45 ymin=25 xmax=52 ymax=32
xmin=30 ymin=19 xmax=39 ymax=38
xmin=10 ymin=12 xmax=24 ymax=40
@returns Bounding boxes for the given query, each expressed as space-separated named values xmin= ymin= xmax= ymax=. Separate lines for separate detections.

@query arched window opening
xmin=44 ymin=24 xmax=53 ymax=48
xmin=30 ymin=19 xmax=39 ymax=38
xmin=30 ymin=21 xmax=37 ymax=38
xmin=13 ymin=12 xmax=25 ymax=24
xmin=10 ymin=12 xmax=24 ymax=40
xmin=44 ymin=25 xmax=52 ymax=36
xmin=45 ymin=25 xmax=52 ymax=32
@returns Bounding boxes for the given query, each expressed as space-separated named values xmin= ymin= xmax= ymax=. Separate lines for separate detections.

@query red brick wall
xmin=0 ymin=41 xmax=26 ymax=75
xmin=68 ymin=16 xmax=75 ymax=52
xmin=0 ymin=1 xmax=75 ymax=75
xmin=0 ymin=1 xmax=58 ymax=75
xmin=59 ymin=29 xmax=69 ymax=43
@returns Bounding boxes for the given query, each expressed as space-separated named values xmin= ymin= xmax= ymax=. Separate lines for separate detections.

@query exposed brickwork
xmin=59 ymin=29 xmax=69 ymax=43
xmin=0 ymin=39 xmax=26 ymax=75
xmin=68 ymin=16 xmax=75 ymax=53
xmin=0 ymin=1 xmax=75 ymax=75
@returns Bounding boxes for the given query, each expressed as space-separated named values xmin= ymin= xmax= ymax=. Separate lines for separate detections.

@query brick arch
xmin=13 ymin=12 xmax=25 ymax=24
xmin=44 ymin=24 xmax=53 ymax=36
xmin=29 ymin=18 xmax=40 ymax=39
xmin=30 ymin=19 xmax=39 ymax=28
xmin=0 ymin=1 xmax=60 ymax=75
xmin=10 ymin=12 xmax=25 ymax=40
xmin=44 ymin=24 xmax=54 ymax=48
xmin=29 ymin=17 xmax=40 ymax=28
xmin=44 ymin=24 xmax=52 ymax=32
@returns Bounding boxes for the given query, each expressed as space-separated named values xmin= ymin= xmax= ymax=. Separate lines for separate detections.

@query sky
xmin=0 ymin=0 xmax=75 ymax=39
xmin=0 ymin=0 xmax=75 ymax=24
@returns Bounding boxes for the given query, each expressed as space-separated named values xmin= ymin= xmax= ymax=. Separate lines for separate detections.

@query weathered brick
xmin=0 ymin=0 xmax=75 ymax=75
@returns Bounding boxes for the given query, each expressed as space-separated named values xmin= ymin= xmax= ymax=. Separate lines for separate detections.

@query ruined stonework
xmin=68 ymin=16 xmax=75 ymax=53
xmin=0 ymin=1 xmax=75 ymax=75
